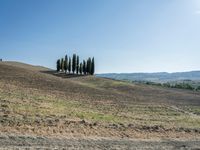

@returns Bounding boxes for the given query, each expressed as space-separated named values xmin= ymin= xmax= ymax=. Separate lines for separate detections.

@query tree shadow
xmin=40 ymin=70 xmax=89 ymax=79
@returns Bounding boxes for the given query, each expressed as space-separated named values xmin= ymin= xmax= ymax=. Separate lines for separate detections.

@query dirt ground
xmin=0 ymin=134 xmax=200 ymax=150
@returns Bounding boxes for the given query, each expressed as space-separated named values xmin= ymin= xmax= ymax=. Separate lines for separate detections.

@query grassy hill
xmin=1 ymin=61 xmax=200 ymax=139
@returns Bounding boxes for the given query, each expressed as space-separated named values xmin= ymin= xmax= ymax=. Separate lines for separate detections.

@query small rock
xmin=80 ymin=120 xmax=86 ymax=124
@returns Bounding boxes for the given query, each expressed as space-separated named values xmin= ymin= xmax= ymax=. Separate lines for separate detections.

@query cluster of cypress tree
xmin=56 ymin=54 xmax=95 ymax=75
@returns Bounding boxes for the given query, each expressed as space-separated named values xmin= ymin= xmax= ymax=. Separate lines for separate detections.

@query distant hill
xmin=97 ymin=71 xmax=200 ymax=83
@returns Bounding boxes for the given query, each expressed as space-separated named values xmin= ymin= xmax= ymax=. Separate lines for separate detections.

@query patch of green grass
xmin=173 ymin=116 xmax=200 ymax=128
xmin=184 ymin=106 xmax=200 ymax=115
xmin=75 ymin=78 xmax=132 ymax=89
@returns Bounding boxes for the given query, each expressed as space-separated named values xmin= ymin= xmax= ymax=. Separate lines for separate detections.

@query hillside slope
xmin=0 ymin=61 xmax=200 ymax=139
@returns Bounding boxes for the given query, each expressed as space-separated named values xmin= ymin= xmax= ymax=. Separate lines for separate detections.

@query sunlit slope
xmin=0 ymin=61 xmax=200 ymax=138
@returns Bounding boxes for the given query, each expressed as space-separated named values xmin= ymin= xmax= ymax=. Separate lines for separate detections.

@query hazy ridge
xmin=97 ymin=71 xmax=200 ymax=83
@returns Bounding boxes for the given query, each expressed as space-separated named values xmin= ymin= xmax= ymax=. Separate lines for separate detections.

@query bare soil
xmin=0 ymin=134 xmax=200 ymax=150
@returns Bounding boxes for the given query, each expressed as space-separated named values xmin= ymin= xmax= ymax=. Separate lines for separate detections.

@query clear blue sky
xmin=0 ymin=0 xmax=200 ymax=73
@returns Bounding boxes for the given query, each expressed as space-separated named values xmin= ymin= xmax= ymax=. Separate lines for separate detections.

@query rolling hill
xmin=1 ymin=61 xmax=200 ymax=142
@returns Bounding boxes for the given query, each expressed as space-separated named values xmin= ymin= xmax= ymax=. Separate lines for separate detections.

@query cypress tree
xmin=86 ymin=59 xmax=89 ymax=74
xmin=87 ymin=57 xmax=92 ymax=75
xmin=68 ymin=57 xmax=71 ymax=74
xmin=76 ymin=55 xmax=79 ymax=74
xmin=56 ymin=59 xmax=61 ymax=72
xmin=61 ymin=58 xmax=64 ymax=72
xmin=86 ymin=59 xmax=88 ymax=74
xmin=72 ymin=54 xmax=76 ymax=74
xmin=79 ymin=63 xmax=83 ymax=74
xmin=64 ymin=55 xmax=68 ymax=73
xmin=83 ymin=60 xmax=86 ymax=75
xmin=91 ymin=57 xmax=95 ymax=75
xmin=64 ymin=60 xmax=67 ymax=73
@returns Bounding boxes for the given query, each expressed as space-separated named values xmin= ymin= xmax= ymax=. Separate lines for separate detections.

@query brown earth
xmin=0 ymin=61 xmax=200 ymax=149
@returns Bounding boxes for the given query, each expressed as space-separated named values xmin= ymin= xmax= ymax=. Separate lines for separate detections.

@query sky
xmin=0 ymin=0 xmax=200 ymax=73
